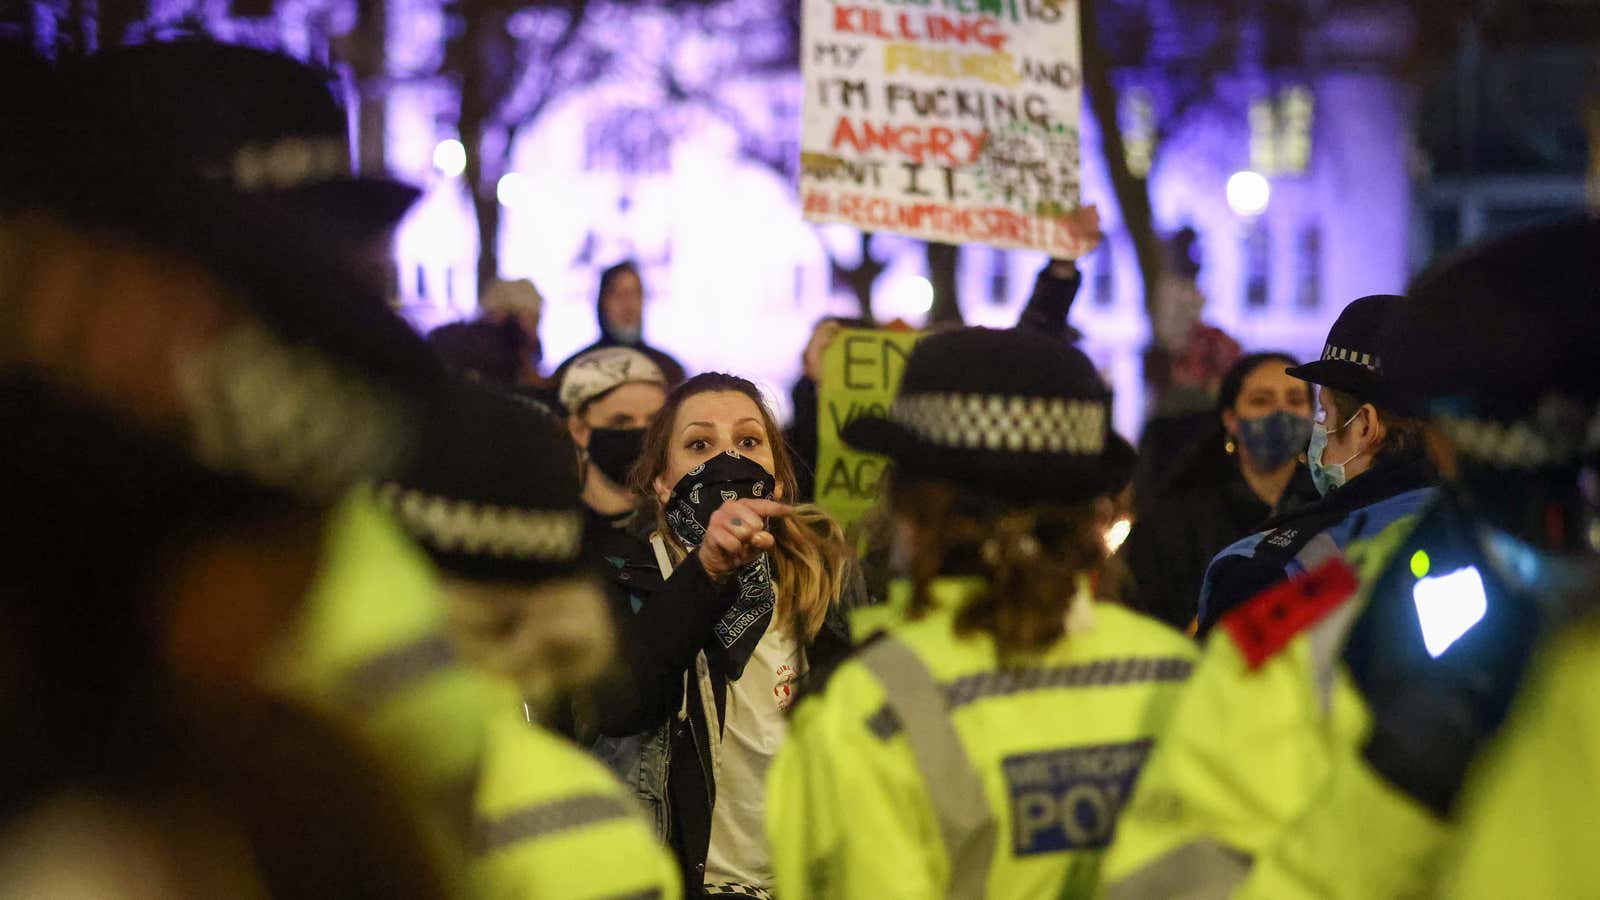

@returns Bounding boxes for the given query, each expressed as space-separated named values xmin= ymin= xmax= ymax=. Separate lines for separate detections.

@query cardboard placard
xmin=800 ymin=0 xmax=1091 ymax=255
xmin=814 ymin=328 xmax=922 ymax=532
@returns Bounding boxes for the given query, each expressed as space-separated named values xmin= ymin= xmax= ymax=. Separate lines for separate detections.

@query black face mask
xmin=585 ymin=427 xmax=645 ymax=488
xmin=663 ymin=449 xmax=776 ymax=547
xmin=662 ymin=449 xmax=780 ymax=679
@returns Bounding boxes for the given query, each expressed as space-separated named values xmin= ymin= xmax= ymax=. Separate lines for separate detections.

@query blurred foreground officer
xmin=273 ymin=377 xmax=681 ymax=900
xmin=768 ymin=329 xmax=1196 ymax=899
xmin=1230 ymin=218 xmax=1600 ymax=898
xmin=0 ymin=40 xmax=452 ymax=896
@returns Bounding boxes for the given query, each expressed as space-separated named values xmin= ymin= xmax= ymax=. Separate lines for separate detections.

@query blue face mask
xmin=1235 ymin=410 xmax=1313 ymax=471
xmin=1309 ymin=409 xmax=1365 ymax=496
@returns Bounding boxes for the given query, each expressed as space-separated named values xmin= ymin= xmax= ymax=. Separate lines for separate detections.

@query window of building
xmin=983 ymin=249 xmax=1006 ymax=307
xmin=1244 ymin=223 xmax=1271 ymax=310
xmin=1092 ymin=252 xmax=1114 ymax=307
xmin=1296 ymin=224 xmax=1321 ymax=310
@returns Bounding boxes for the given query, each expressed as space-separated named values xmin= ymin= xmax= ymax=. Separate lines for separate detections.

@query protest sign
xmin=814 ymin=328 xmax=921 ymax=534
xmin=799 ymin=0 xmax=1091 ymax=256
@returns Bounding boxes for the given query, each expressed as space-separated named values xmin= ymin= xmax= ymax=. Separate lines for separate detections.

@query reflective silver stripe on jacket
xmin=340 ymin=633 xmax=456 ymax=712
xmin=1103 ymin=837 xmax=1253 ymax=900
xmin=859 ymin=638 xmax=997 ymax=900
xmin=942 ymin=657 xmax=1194 ymax=711
xmin=476 ymin=792 xmax=636 ymax=853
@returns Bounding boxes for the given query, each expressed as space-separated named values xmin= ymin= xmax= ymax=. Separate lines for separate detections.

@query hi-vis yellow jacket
xmin=1439 ymin=612 xmax=1600 ymax=898
xmin=1098 ymin=515 xmax=1419 ymax=898
xmin=1232 ymin=608 xmax=1600 ymax=899
xmin=768 ymin=578 xmax=1197 ymax=900
xmin=268 ymin=490 xmax=679 ymax=900
xmin=471 ymin=684 xmax=684 ymax=900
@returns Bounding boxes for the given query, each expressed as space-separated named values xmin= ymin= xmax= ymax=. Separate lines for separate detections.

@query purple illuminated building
xmin=19 ymin=0 xmax=1428 ymax=436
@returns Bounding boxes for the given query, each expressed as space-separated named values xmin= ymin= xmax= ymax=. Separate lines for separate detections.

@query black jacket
xmin=580 ymin=511 xmax=862 ymax=894
xmin=1119 ymin=436 xmax=1319 ymax=630
xmin=785 ymin=376 xmax=822 ymax=502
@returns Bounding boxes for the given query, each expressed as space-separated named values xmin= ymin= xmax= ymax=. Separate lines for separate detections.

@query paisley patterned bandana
xmin=665 ymin=449 xmax=778 ymax=679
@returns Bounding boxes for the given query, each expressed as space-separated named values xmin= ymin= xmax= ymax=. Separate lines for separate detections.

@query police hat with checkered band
xmin=842 ymin=327 xmax=1136 ymax=505
xmin=1380 ymin=217 xmax=1600 ymax=473
xmin=377 ymin=378 xmax=586 ymax=584
xmin=14 ymin=40 xmax=436 ymax=395
xmin=1285 ymin=294 xmax=1403 ymax=404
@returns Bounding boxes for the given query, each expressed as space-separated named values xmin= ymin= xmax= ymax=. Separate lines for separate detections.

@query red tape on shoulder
xmin=1221 ymin=558 xmax=1360 ymax=670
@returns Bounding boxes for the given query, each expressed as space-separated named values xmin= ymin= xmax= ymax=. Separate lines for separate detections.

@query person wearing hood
xmin=553 ymin=260 xmax=687 ymax=388
xmin=1192 ymin=295 xmax=1438 ymax=636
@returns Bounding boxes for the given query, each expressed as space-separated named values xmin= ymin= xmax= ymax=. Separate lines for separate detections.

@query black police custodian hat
xmin=842 ymin=327 xmax=1136 ymax=505
xmin=1286 ymin=294 xmax=1403 ymax=403
xmin=1380 ymin=218 xmax=1600 ymax=470
xmin=17 ymin=40 xmax=435 ymax=395
xmin=378 ymin=379 xmax=586 ymax=584
xmin=0 ymin=40 xmax=452 ymax=503
xmin=33 ymin=39 xmax=418 ymax=231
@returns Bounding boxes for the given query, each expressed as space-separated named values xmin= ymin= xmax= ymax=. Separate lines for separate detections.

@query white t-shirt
xmin=703 ymin=619 xmax=806 ymax=896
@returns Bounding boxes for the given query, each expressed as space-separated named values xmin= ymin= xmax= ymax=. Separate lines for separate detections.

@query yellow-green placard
xmin=814 ymin=328 xmax=922 ymax=534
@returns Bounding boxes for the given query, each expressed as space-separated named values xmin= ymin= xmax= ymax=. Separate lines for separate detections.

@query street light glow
xmin=433 ymin=139 xmax=466 ymax=177
xmin=1226 ymin=170 xmax=1271 ymax=217
xmin=907 ymin=276 xmax=934 ymax=313
xmin=497 ymin=172 xmax=531 ymax=208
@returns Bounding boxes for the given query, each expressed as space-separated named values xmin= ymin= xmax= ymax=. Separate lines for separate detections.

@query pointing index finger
xmin=740 ymin=499 xmax=794 ymax=519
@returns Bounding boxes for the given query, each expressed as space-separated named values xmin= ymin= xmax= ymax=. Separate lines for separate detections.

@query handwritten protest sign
xmin=799 ymin=0 xmax=1090 ymax=256
xmin=815 ymin=328 xmax=922 ymax=534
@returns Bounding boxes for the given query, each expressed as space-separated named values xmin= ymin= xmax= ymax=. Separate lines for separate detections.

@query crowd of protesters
xmin=6 ymin=32 xmax=1600 ymax=900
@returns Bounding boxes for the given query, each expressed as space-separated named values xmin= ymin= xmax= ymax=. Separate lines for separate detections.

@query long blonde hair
xmin=632 ymin=373 xmax=851 ymax=640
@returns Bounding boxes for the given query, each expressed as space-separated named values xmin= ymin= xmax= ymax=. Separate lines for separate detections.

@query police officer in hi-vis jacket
xmin=768 ymin=327 xmax=1197 ymax=900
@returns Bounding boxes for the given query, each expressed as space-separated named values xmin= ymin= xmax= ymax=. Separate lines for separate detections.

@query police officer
xmin=1195 ymin=295 xmax=1437 ymax=634
xmin=1100 ymin=312 xmax=1443 ymax=893
xmin=1228 ymin=217 xmax=1600 ymax=897
xmin=274 ymin=377 xmax=682 ymax=900
xmin=767 ymin=328 xmax=1197 ymax=899
xmin=2 ymin=39 xmax=454 ymax=895
xmin=1101 ymin=219 xmax=1599 ymax=899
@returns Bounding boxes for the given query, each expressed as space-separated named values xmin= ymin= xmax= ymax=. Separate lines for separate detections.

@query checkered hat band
xmin=176 ymin=321 xmax=408 ymax=502
xmin=377 ymin=484 xmax=583 ymax=562
xmin=1322 ymin=344 xmax=1379 ymax=371
xmin=1439 ymin=410 xmax=1600 ymax=471
xmin=889 ymin=392 xmax=1107 ymax=454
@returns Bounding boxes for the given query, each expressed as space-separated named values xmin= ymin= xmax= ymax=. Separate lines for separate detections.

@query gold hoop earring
xmin=1224 ymin=438 xmax=1237 ymax=455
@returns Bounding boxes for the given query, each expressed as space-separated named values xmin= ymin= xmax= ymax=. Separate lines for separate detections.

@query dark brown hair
xmin=1324 ymin=387 xmax=1430 ymax=467
xmin=631 ymin=372 xmax=851 ymax=640
xmin=891 ymin=477 xmax=1107 ymax=659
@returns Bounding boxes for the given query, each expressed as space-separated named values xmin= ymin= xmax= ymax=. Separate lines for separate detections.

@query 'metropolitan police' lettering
xmin=1004 ymin=739 xmax=1152 ymax=855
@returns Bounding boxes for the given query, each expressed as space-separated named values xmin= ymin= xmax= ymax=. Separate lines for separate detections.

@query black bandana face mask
xmin=663 ymin=449 xmax=779 ymax=679
xmin=664 ymin=449 xmax=777 ymax=547
xmin=585 ymin=426 xmax=645 ymax=488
